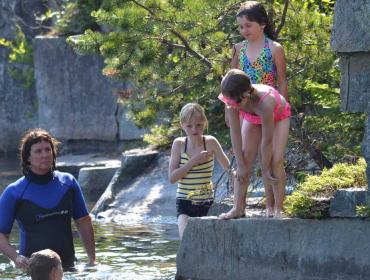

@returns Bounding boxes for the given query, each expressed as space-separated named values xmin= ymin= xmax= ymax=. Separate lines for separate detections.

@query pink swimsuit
xmin=219 ymin=84 xmax=291 ymax=125
xmin=241 ymin=84 xmax=290 ymax=124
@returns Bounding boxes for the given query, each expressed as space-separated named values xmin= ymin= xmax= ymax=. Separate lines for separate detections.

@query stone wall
xmin=177 ymin=218 xmax=370 ymax=280
xmin=331 ymin=0 xmax=370 ymax=189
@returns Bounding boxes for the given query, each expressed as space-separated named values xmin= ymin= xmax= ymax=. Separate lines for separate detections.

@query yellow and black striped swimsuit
xmin=176 ymin=137 xmax=214 ymax=204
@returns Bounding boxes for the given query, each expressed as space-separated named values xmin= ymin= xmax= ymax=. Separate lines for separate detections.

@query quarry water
xmin=0 ymin=157 xmax=179 ymax=279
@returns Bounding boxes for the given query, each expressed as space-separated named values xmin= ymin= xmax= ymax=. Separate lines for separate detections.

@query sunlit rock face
xmin=0 ymin=1 xmax=145 ymax=154
xmin=331 ymin=0 xmax=370 ymax=189
xmin=0 ymin=0 xmax=41 ymax=155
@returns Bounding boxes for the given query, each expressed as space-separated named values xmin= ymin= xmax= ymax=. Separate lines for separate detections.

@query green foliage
xmin=52 ymin=0 xmax=104 ymax=35
xmin=284 ymin=192 xmax=323 ymax=219
xmin=68 ymin=0 xmax=238 ymax=138
xmin=301 ymin=81 xmax=365 ymax=161
xmin=143 ymin=124 xmax=175 ymax=148
xmin=66 ymin=0 xmax=364 ymax=164
xmin=278 ymin=1 xmax=364 ymax=161
xmin=356 ymin=205 xmax=370 ymax=218
xmin=0 ymin=26 xmax=35 ymax=90
xmin=281 ymin=1 xmax=339 ymax=102
xmin=302 ymin=0 xmax=335 ymax=15
xmin=284 ymin=158 xmax=368 ymax=218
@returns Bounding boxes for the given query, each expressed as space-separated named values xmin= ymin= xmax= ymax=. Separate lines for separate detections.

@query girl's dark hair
xmin=221 ymin=69 xmax=252 ymax=99
xmin=236 ymin=1 xmax=276 ymax=40
xmin=19 ymin=128 xmax=60 ymax=175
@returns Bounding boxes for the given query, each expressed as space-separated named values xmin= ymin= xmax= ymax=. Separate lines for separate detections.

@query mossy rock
xmin=284 ymin=158 xmax=367 ymax=218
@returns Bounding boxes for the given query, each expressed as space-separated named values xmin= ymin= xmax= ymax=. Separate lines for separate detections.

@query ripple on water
xmin=1 ymin=223 xmax=179 ymax=280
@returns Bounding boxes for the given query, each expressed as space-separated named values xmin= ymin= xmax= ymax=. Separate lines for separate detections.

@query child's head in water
xmin=219 ymin=69 xmax=253 ymax=107
xmin=29 ymin=249 xmax=63 ymax=280
xmin=179 ymin=103 xmax=208 ymax=136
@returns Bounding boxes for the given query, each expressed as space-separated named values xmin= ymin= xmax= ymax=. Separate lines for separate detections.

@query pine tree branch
xmin=130 ymin=0 xmax=212 ymax=68
xmin=275 ymin=0 xmax=289 ymax=37
xmin=14 ymin=14 xmax=53 ymax=31
xmin=168 ymin=29 xmax=212 ymax=68
xmin=130 ymin=0 xmax=156 ymax=17
xmin=159 ymin=38 xmax=186 ymax=50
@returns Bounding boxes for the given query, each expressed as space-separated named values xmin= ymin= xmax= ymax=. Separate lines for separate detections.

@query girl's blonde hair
xmin=179 ymin=103 xmax=208 ymax=129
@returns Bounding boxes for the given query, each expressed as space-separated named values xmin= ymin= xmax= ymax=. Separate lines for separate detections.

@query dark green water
xmin=0 ymin=158 xmax=179 ymax=279
xmin=0 ymin=222 xmax=179 ymax=279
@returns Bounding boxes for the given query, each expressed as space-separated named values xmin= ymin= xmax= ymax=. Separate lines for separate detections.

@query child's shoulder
xmin=173 ymin=137 xmax=186 ymax=146
xmin=204 ymin=135 xmax=219 ymax=144
xmin=233 ymin=42 xmax=244 ymax=51
xmin=268 ymin=38 xmax=284 ymax=52
xmin=171 ymin=137 xmax=186 ymax=154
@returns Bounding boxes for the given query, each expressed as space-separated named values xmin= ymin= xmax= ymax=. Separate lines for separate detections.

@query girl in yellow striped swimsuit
xmin=168 ymin=103 xmax=230 ymax=240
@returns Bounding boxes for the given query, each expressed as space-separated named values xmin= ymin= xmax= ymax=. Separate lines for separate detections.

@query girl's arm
xmin=208 ymin=136 xmax=230 ymax=171
xmin=227 ymin=107 xmax=248 ymax=182
xmin=225 ymin=44 xmax=241 ymax=127
xmin=230 ymin=44 xmax=239 ymax=69
xmin=168 ymin=138 xmax=209 ymax=184
xmin=272 ymin=42 xmax=288 ymax=100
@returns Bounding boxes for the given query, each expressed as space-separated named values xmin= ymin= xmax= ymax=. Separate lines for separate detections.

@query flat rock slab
xmin=177 ymin=217 xmax=370 ymax=280
xmin=56 ymin=153 xmax=120 ymax=179
xmin=330 ymin=188 xmax=370 ymax=217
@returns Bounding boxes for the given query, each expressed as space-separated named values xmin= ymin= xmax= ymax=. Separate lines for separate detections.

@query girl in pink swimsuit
xmin=239 ymin=84 xmax=291 ymax=124
xmin=219 ymin=69 xmax=290 ymax=219
xmin=222 ymin=2 xmax=289 ymax=219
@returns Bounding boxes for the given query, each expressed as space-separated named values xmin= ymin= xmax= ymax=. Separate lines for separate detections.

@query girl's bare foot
xmin=219 ymin=208 xmax=245 ymax=220
xmin=265 ymin=208 xmax=274 ymax=218
xmin=273 ymin=211 xmax=285 ymax=219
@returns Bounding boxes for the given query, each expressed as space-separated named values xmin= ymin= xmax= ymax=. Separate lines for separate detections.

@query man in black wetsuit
xmin=0 ymin=128 xmax=96 ymax=270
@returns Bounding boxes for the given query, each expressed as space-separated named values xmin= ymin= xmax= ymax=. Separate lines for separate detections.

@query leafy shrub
xmin=53 ymin=0 xmax=103 ymax=36
xmin=0 ymin=26 xmax=34 ymax=90
xmin=284 ymin=158 xmax=367 ymax=218
xmin=356 ymin=205 xmax=370 ymax=218
xmin=143 ymin=125 xmax=175 ymax=148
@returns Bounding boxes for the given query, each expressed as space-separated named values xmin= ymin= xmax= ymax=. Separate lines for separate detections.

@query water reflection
xmin=0 ymin=157 xmax=179 ymax=280
xmin=0 ymin=222 xmax=179 ymax=279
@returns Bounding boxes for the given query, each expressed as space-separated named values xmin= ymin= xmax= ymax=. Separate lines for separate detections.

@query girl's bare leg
xmin=178 ymin=214 xmax=189 ymax=240
xmin=260 ymin=150 xmax=275 ymax=217
xmin=219 ymin=176 xmax=249 ymax=219
xmin=219 ymin=121 xmax=261 ymax=219
xmin=263 ymin=180 xmax=275 ymax=217
xmin=271 ymin=118 xmax=290 ymax=217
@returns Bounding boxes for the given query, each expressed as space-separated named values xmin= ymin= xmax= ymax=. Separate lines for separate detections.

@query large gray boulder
xmin=0 ymin=1 xmax=146 ymax=154
xmin=177 ymin=218 xmax=370 ymax=280
xmin=330 ymin=188 xmax=370 ymax=218
xmin=331 ymin=1 xmax=370 ymax=53
xmin=78 ymin=166 xmax=119 ymax=199
xmin=331 ymin=1 xmax=370 ymax=113
xmin=34 ymin=36 xmax=145 ymax=142
xmin=0 ymin=1 xmax=38 ymax=155
xmin=35 ymin=35 xmax=116 ymax=140
xmin=331 ymin=0 xmax=370 ymax=190
xmin=56 ymin=153 xmax=120 ymax=179
xmin=91 ymin=148 xmax=160 ymax=217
